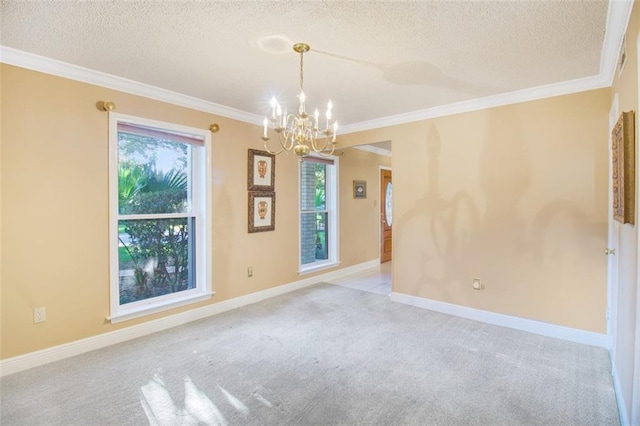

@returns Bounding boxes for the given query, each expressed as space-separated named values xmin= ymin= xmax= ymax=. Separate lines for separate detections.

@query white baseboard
xmin=0 ymin=259 xmax=379 ymax=377
xmin=612 ymin=362 xmax=630 ymax=426
xmin=390 ymin=292 xmax=608 ymax=348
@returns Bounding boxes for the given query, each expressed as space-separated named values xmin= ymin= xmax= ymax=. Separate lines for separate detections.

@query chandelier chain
xmin=299 ymin=50 xmax=304 ymax=92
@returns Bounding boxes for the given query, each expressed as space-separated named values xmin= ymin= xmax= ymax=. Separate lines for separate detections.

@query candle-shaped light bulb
xmin=282 ymin=108 xmax=287 ymax=127
xmin=270 ymin=97 xmax=277 ymax=118
xmin=332 ymin=121 xmax=338 ymax=142
xmin=276 ymin=103 xmax=282 ymax=118
xmin=314 ymin=108 xmax=319 ymax=126
xmin=299 ymin=90 xmax=306 ymax=114
xmin=263 ymin=117 xmax=268 ymax=138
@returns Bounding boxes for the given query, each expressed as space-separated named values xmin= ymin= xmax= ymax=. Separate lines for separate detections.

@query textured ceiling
xmin=1 ymin=1 xmax=612 ymax=129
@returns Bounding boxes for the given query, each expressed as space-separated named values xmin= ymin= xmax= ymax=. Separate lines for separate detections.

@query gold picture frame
xmin=612 ymin=110 xmax=636 ymax=225
xmin=248 ymin=149 xmax=275 ymax=191
xmin=248 ymin=191 xmax=275 ymax=233
xmin=353 ymin=180 xmax=367 ymax=199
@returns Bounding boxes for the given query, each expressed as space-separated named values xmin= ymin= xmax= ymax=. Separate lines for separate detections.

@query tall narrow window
xmin=299 ymin=156 xmax=338 ymax=272
xmin=109 ymin=114 xmax=211 ymax=322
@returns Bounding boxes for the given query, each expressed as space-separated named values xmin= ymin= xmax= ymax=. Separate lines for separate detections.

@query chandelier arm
xmin=314 ymin=143 xmax=336 ymax=157
xmin=278 ymin=128 xmax=294 ymax=152
xmin=263 ymin=138 xmax=287 ymax=156
xmin=311 ymin=135 xmax=334 ymax=153
xmin=281 ymin=114 xmax=297 ymax=150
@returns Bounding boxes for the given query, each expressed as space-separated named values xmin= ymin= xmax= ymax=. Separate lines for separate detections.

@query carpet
xmin=0 ymin=283 xmax=619 ymax=425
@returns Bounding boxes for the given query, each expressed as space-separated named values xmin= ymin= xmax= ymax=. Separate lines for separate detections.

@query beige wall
xmin=0 ymin=65 xmax=384 ymax=359
xmin=339 ymin=89 xmax=611 ymax=333
xmin=611 ymin=3 xmax=640 ymax=422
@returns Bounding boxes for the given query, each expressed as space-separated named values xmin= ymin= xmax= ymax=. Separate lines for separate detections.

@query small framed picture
xmin=248 ymin=191 xmax=276 ymax=233
xmin=248 ymin=149 xmax=275 ymax=191
xmin=353 ymin=180 xmax=367 ymax=199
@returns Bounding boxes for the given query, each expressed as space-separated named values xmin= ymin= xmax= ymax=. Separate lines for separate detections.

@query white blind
xmin=118 ymin=123 xmax=205 ymax=146
xmin=303 ymin=155 xmax=334 ymax=165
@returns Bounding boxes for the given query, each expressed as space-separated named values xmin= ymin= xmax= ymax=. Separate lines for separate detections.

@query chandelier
xmin=261 ymin=43 xmax=338 ymax=158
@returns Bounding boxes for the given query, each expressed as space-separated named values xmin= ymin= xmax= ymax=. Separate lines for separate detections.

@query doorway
xmin=380 ymin=168 xmax=392 ymax=263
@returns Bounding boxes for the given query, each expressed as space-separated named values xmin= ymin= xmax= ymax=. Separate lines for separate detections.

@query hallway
xmin=328 ymin=261 xmax=392 ymax=296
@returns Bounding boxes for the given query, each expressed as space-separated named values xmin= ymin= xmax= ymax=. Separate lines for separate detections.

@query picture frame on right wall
xmin=612 ymin=110 xmax=636 ymax=225
xmin=353 ymin=180 xmax=367 ymax=199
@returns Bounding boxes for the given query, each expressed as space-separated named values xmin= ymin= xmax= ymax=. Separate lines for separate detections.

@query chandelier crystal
xmin=261 ymin=43 xmax=337 ymax=159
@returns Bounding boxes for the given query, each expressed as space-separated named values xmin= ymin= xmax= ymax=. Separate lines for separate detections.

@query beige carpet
xmin=1 ymin=283 xmax=619 ymax=425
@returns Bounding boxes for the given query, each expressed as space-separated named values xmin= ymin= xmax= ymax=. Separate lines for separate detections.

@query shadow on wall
xmin=396 ymin=108 xmax=604 ymax=318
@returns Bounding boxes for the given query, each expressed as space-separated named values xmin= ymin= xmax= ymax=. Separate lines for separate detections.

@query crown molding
xmin=352 ymin=144 xmax=392 ymax=157
xmin=339 ymin=74 xmax=610 ymax=135
xmin=2 ymin=0 xmax=631 ymax=138
xmin=600 ymin=0 xmax=634 ymax=86
xmin=0 ymin=44 xmax=615 ymax=135
xmin=340 ymin=0 xmax=632 ymax=135
xmin=0 ymin=46 xmax=263 ymax=125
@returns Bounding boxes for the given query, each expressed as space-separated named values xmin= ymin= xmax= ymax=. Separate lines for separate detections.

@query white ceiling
xmin=0 ymin=1 xmax=630 ymax=134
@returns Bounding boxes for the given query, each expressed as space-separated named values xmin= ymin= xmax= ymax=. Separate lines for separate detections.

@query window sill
xmin=298 ymin=260 xmax=341 ymax=276
xmin=107 ymin=292 xmax=214 ymax=324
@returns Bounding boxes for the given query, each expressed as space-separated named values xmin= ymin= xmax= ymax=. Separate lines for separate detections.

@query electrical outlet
xmin=472 ymin=278 xmax=483 ymax=290
xmin=247 ymin=267 xmax=253 ymax=278
xmin=34 ymin=307 xmax=46 ymax=323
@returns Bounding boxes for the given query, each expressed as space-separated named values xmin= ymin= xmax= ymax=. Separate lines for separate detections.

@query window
xmin=109 ymin=114 xmax=212 ymax=322
xmin=299 ymin=156 xmax=338 ymax=272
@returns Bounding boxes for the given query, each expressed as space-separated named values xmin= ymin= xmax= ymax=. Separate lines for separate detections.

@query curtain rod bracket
xmin=97 ymin=101 xmax=116 ymax=112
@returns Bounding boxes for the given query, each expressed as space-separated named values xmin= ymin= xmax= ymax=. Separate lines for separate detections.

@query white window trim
xmin=298 ymin=155 xmax=340 ymax=274
xmin=107 ymin=112 xmax=213 ymax=323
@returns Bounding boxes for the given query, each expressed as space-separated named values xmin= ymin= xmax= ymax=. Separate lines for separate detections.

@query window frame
xmin=108 ymin=113 xmax=213 ymax=323
xmin=298 ymin=154 xmax=340 ymax=274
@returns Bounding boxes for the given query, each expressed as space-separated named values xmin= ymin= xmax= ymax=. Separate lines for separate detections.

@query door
xmin=380 ymin=169 xmax=392 ymax=263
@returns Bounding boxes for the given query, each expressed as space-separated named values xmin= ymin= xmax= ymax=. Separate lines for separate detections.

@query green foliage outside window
xmin=117 ymin=134 xmax=192 ymax=305
xmin=314 ymin=163 xmax=328 ymax=260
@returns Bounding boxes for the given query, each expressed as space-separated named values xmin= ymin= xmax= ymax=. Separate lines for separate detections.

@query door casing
xmin=380 ymin=167 xmax=392 ymax=263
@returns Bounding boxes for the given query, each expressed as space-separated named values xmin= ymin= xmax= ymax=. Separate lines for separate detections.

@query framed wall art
xmin=353 ymin=180 xmax=367 ymax=199
xmin=612 ymin=110 xmax=636 ymax=225
xmin=248 ymin=191 xmax=276 ymax=233
xmin=248 ymin=149 xmax=275 ymax=191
